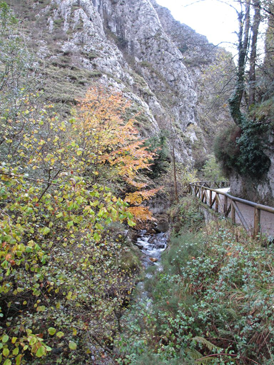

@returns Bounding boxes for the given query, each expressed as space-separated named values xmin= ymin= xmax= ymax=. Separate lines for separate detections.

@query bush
xmin=0 ymin=112 xmax=137 ymax=364
xmin=214 ymin=125 xmax=241 ymax=176
xmin=170 ymin=196 xmax=204 ymax=234
xmin=142 ymin=131 xmax=171 ymax=178
xmin=214 ymin=119 xmax=271 ymax=178
xmin=201 ymin=155 xmax=226 ymax=183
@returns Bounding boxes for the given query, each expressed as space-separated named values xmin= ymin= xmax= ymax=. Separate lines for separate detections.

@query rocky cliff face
xmin=152 ymin=0 xmax=234 ymax=165
xmin=6 ymin=0 xmax=233 ymax=165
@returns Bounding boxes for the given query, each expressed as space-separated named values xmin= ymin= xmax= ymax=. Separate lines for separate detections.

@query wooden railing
xmin=189 ymin=182 xmax=274 ymax=238
xmin=189 ymin=181 xmax=229 ymax=189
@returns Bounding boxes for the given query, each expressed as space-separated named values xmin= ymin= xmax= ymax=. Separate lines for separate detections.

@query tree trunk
xmin=172 ymin=145 xmax=178 ymax=204
xmin=229 ymin=0 xmax=251 ymax=125
xmin=249 ymin=1 xmax=261 ymax=107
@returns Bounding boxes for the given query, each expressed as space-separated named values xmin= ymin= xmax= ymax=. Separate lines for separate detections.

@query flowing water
xmin=134 ymin=230 xmax=168 ymax=301
xmin=135 ymin=230 xmax=167 ymax=268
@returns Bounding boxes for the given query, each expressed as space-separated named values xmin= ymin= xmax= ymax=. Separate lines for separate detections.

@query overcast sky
xmin=156 ymin=0 xmax=239 ymax=52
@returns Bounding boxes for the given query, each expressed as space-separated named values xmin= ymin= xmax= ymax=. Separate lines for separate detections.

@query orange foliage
xmin=125 ymin=188 xmax=160 ymax=205
xmin=127 ymin=206 xmax=155 ymax=222
xmin=75 ymin=86 xmax=158 ymax=222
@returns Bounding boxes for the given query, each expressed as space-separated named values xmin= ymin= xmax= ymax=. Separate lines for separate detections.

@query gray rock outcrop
xmin=7 ymin=0 xmax=234 ymax=165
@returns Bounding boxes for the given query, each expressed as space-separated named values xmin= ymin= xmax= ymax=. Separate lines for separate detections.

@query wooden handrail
xmin=189 ymin=182 xmax=274 ymax=238
xmin=225 ymin=192 xmax=274 ymax=213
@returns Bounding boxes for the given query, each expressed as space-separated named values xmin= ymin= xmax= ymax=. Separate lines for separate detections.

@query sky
xmin=156 ymin=0 xmax=239 ymax=53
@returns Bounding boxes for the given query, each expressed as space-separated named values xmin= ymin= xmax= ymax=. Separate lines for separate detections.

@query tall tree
xmin=249 ymin=0 xmax=261 ymax=106
xmin=229 ymin=0 xmax=255 ymax=124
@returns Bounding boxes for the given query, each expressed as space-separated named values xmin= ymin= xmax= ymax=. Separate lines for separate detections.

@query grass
xmin=39 ymin=62 xmax=102 ymax=114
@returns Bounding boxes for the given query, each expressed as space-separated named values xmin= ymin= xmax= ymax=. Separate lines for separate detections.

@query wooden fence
xmin=189 ymin=182 xmax=274 ymax=238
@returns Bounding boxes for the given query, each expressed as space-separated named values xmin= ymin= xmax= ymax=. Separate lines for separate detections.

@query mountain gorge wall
xmin=7 ymin=0 xmax=233 ymax=165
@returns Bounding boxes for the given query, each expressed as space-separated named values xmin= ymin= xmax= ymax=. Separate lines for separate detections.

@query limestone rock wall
xmin=6 ymin=0 xmax=233 ymax=165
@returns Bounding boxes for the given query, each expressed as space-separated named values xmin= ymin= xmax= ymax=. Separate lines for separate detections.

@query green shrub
xmin=214 ymin=125 xmax=241 ymax=176
xmin=170 ymin=196 xmax=204 ymax=234
xmin=142 ymin=131 xmax=170 ymax=178
xmin=201 ymin=155 xmax=226 ymax=183
xmin=237 ymin=117 xmax=271 ymax=176
xmin=214 ymin=119 xmax=270 ymax=178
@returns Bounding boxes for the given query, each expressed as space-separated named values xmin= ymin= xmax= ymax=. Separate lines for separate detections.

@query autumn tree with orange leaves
xmin=73 ymin=86 xmax=159 ymax=222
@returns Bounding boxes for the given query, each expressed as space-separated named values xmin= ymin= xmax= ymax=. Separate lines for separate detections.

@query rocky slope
xmin=6 ymin=0 xmax=234 ymax=166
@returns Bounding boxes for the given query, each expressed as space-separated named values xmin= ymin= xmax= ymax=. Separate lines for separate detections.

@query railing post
xmin=253 ymin=208 xmax=261 ymax=238
xmin=203 ymin=188 xmax=207 ymax=203
xmin=215 ymin=193 xmax=219 ymax=212
xmin=209 ymin=190 xmax=212 ymax=206
xmin=231 ymin=201 xmax=235 ymax=224
xmin=224 ymin=195 xmax=228 ymax=215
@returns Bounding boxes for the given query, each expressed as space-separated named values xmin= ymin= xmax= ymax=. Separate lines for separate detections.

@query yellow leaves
xmin=48 ymin=328 xmax=56 ymax=336
xmin=56 ymin=332 xmax=64 ymax=339
xmin=36 ymin=306 xmax=46 ymax=312
xmin=16 ymin=354 xmax=23 ymax=365
xmin=59 ymin=122 xmax=66 ymax=132
xmin=3 ymin=348 xmax=10 ymax=357
xmin=69 ymin=341 xmax=77 ymax=350
xmin=2 ymin=334 xmax=9 ymax=343
xmin=125 ymin=188 xmax=160 ymax=222
xmin=66 ymin=291 xmax=77 ymax=300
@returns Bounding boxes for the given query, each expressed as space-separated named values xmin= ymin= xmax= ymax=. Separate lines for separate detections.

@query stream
xmin=134 ymin=230 xmax=168 ymax=301
xmin=135 ymin=230 xmax=168 ymax=268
